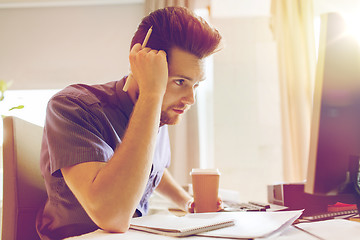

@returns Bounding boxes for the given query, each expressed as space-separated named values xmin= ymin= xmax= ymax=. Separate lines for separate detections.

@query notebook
xmin=130 ymin=213 xmax=235 ymax=237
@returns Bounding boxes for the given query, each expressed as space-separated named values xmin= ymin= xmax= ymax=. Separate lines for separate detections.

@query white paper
xmin=66 ymin=210 xmax=303 ymax=240
xmin=296 ymin=219 xmax=360 ymax=240
xmin=197 ymin=210 xmax=303 ymax=239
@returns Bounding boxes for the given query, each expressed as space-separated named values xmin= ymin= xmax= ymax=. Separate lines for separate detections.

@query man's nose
xmin=181 ymin=87 xmax=196 ymax=105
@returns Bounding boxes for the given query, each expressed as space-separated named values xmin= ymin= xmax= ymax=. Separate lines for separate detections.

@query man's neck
xmin=126 ymin=76 xmax=139 ymax=104
xmin=125 ymin=76 xmax=166 ymax=128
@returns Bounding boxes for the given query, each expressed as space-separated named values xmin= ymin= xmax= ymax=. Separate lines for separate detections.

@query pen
xmin=123 ymin=26 xmax=153 ymax=92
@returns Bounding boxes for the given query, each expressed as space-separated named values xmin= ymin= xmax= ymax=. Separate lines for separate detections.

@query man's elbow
xmin=100 ymin=222 xmax=130 ymax=234
xmin=86 ymin=204 xmax=133 ymax=233
xmin=83 ymin=193 xmax=135 ymax=232
xmin=94 ymin=215 xmax=131 ymax=233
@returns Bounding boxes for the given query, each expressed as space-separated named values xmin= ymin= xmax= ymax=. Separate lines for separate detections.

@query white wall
xmin=211 ymin=16 xmax=283 ymax=202
xmin=0 ymin=3 xmax=144 ymax=89
xmin=209 ymin=0 xmax=360 ymax=202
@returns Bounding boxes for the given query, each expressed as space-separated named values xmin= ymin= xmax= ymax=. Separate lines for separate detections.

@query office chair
xmin=2 ymin=116 xmax=47 ymax=240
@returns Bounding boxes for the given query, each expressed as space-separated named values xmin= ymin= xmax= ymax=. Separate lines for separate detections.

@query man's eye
xmin=174 ymin=79 xmax=185 ymax=86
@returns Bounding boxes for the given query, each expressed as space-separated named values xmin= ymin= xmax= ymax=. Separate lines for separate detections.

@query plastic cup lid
xmin=190 ymin=168 xmax=221 ymax=175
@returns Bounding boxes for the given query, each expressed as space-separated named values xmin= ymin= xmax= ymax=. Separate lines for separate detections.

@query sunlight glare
xmin=343 ymin=12 xmax=360 ymax=45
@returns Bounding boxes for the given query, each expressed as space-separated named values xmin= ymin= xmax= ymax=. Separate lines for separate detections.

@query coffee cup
xmin=190 ymin=168 xmax=220 ymax=213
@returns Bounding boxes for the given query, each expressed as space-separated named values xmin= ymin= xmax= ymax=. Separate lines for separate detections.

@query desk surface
xmin=65 ymin=225 xmax=316 ymax=240
xmin=66 ymin=219 xmax=360 ymax=240
xmin=65 ymin=191 xmax=360 ymax=240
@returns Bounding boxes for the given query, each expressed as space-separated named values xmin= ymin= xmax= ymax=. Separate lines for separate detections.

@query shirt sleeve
xmin=44 ymin=95 xmax=115 ymax=177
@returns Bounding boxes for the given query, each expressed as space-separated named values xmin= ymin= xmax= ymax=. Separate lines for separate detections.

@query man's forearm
xmin=62 ymin=42 xmax=169 ymax=232
xmin=156 ymin=169 xmax=193 ymax=211
xmin=62 ymin=93 xmax=164 ymax=232
xmin=90 ymin=94 xmax=164 ymax=226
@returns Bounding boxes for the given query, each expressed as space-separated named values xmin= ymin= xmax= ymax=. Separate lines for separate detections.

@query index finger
xmin=130 ymin=43 xmax=142 ymax=55
xmin=157 ymin=49 xmax=167 ymax=57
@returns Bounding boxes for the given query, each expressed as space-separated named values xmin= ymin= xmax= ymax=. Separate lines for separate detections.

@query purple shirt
xmin=36 ymin=78 xmax=171 ymax=239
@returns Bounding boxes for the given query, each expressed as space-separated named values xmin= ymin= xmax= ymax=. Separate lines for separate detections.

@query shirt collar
xmin=116 ymin=76 xmax=135 ymax=118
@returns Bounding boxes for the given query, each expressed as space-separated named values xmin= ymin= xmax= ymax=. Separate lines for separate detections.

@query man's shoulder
xmin=50 ymin=81 xmax=119 ymax=107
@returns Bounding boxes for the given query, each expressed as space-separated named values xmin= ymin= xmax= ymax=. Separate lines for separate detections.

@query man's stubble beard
xmin=160 ymin=103 xmax=188 ymax=126
xmin=160 ymin=109 xmax=181 ymax=126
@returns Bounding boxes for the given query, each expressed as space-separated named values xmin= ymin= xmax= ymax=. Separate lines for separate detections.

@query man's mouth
xmin=172 ymin=108 xmax=185 ymax=114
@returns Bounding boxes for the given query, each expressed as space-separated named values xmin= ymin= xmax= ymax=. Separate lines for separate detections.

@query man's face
xmin=160 ymin=47 xmax=205 ymax=125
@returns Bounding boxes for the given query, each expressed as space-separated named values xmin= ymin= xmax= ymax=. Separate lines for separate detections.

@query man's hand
xmin=129 ymin=43 xmax=168 ymax=97
xmin=187 ymin=197 xmax=224 ymax=213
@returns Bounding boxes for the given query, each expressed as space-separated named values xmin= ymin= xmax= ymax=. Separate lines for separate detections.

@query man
xmin=36 ymin=6 xmax=222 ymax=240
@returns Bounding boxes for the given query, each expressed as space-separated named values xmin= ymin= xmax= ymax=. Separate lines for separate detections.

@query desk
xmin=65 ymin=226 xmax=316 ymax=240
xmin=65 ymin=219 xmax=360 ymax=240
xmin=65 ymin=192 xmax=360 ymax=240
